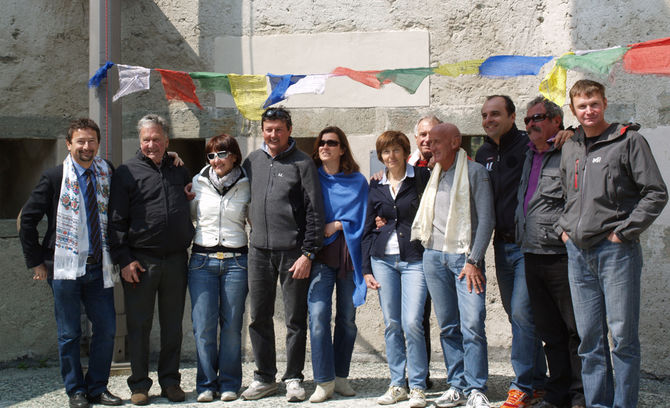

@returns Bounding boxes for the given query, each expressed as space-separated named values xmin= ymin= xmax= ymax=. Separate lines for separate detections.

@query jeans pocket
xmin=188 ymin=253 xmax=208 ymax=271
xmin=234 ymin=254 xmax=248 ymax=270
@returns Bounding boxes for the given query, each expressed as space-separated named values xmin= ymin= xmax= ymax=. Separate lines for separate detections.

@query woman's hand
xmin=364 ymin=274 xmax=381 ymax=290
xmin=324 ymin=221 xmax=342 ymax=237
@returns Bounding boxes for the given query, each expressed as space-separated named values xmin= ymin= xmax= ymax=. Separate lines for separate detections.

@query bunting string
xmin=89 ymin=36 xmax=670 ymax=120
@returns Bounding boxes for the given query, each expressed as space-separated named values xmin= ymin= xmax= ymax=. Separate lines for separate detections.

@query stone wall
xmin=2 ymin=0 xmax=670 ymax=378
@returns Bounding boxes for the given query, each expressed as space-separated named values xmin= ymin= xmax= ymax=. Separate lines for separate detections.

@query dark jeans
xmin=525 ymin=253 xmax=584 ymax=407
xmin=49 ymin=262 xmax=116 ymax=397
xmin=122 ymin=251 xmax=188 ymax=392
xmin=248 ymin=246 xmax=309 ymax=383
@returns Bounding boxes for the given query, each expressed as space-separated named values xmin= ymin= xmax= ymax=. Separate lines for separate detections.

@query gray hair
xmin=526 ymin=96 xmax=564 ymax=123
xmin=137 ymin=114 xmax=170 ymax=137
xmin=413 ymin=115 xmax=443 ymax=136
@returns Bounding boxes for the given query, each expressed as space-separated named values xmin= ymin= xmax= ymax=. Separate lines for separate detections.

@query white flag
xmin=284 ymin=74 xmax=331 ymax=97
xmin=113 ymin=64 xmax=151 ymax=102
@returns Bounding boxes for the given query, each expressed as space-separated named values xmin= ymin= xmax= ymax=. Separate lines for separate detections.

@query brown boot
xmin=130 ymin=390 xmax=149 ymax=406
xmin=161 ymin=385 xmax=185 ymax=402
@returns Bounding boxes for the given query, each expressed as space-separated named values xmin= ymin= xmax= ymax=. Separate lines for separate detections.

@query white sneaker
xmin=334 ymin=376 xmax=356 ymax=396
xmin=466 ymin=390 xmax=490 ymax=408
xmin=241 ymin=380 xmax=278 ymax=400
xmin=408 ymin=388 xmax=427 ymax=408
xmin=220 ymin=391 xmax=238 ymax=401
xmin=309 ymin=380 xmax=335 ymax=403
xmin=285 ymin=378 xmax=306 ymax=402
xmin=436 ymin=388 xmax=467 ymax=407
xmin=196 ymin=390 xmax=215 ymax=402
xmin=377 ymin=386 xmax=408 ymax=405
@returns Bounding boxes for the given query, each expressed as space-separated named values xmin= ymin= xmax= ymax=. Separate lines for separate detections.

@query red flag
xmin=156 ymin=69 xmax=204 ymax=109
xmin=623 ymin=37 xmax=670 ymax=76
xmin=332 ymin=67 xmax=392 ymax=89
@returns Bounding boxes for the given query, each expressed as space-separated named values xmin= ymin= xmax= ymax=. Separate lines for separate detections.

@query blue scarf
xmin=318 ymin=166 xmax=369 ymax=307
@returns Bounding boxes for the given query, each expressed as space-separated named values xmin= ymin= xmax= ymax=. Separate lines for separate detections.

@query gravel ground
xmin=2 ymin=358 xmax=669 ymax=407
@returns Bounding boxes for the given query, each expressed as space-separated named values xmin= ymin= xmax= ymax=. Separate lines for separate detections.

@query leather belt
xmin=200 ymin=252 xmax=243 ymax=260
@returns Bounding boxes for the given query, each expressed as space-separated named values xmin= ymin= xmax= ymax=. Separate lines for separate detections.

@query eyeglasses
xmin=318 ymin=139 xmax=340 ymax=147
xmin=524 ymin=113 xmax=549 ymax=125
xmin=207 ymin=151 xmax=230 ymax=160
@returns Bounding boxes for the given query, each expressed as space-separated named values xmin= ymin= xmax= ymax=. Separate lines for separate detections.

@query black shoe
xmin=70 ymin=392 xmax=90 ymax=408
xmin=89 ymin=390 xmax=123 ymax=406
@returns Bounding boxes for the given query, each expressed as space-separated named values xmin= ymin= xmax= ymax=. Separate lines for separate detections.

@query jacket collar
xmin=261 ymin=138 xmax=296 ymax=159
xmin=485 ymin=124 xmax=525 ymax=151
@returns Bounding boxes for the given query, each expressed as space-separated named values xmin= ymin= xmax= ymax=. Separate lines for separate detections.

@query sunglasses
xmin=262 ymin=108 xmax=291 ymax=119
xmin=524 ymin=113 xmax=549 ymax=125
xmin=207 ymin=151 xmax=230 ymax=160
xmin=318 ymin=139 xmax=340 ymax=147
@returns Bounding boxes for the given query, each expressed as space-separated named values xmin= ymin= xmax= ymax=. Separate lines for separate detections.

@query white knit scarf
xmin=54 ymin=155 xmax=116 ymax=288
xmin=411 ymin=148 xmax=471 ymax=254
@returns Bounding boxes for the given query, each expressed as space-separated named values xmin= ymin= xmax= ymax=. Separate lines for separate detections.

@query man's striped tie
xmin=84 ymin=169 xmax=102 ymax=263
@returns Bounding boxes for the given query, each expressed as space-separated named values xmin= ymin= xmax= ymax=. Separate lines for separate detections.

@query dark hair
xmin=261 ymin=107 xmax=292 ymax=130
xmin=311 ymin=126 xmax=360 ymax=174
xmin=569 ymin=79 xmax=606 ymax=107
xmin=375 ymin=131 xmax=411 ymax=162
xmin=485 ymin=95 xmax=516 ymax=115
xmin=527 ymin=96 xmax=564 ymax=128
xmin=205 ymin=133 xmax=243 ymax=167
xmin=67 ymin=118 xmax=101 ymax=143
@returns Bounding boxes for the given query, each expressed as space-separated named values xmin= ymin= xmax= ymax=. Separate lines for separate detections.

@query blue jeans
xmin=188 ymin=253 xmax=248 ymax=394
xmin=49 ymin=263 xmax=116 ymax=397
xmin=565 ymin=238 xmax=642 ymax=408
xmin=494 ymin=242 xmax=546 ymax=394
xmin=371 ymin=255 xmax=427 ymax=389
xmin=423 ymin=249 xmax=488 ymax=394
xmin=308 ymin=262 xmax=357 ymax=383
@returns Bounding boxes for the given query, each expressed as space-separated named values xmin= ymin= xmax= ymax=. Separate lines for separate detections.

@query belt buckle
xmin=215 ymin=252 xmax=225 ymax=260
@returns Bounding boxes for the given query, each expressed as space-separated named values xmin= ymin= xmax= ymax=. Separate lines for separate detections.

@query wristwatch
xmin=302 ymin=250 xmax=316 ymax=261
xmin=466 ymin=257 xmax=482 ymax=269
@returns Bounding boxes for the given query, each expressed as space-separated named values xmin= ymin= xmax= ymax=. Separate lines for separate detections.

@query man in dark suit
xmin=19 ymin=118 xmax=121 ymax=408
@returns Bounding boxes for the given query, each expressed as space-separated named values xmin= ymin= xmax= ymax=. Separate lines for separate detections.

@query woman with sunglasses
xmin=307 ymin=126 xmax=368 ymax=403
xmin=188 ymin=134 xmax=250 ymax=402
xmin=362 ymin=131 xmax=430 ymax=408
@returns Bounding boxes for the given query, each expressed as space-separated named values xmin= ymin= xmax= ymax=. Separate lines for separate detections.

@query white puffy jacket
xmin=190 ymin=166 xmax=250 ymax=249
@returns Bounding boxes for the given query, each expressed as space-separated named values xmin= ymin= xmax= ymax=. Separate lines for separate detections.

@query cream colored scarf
xmin=411 ymin=148 xmax=471 ymax=253
xmin=54 ymin=155 xmax=116 ymax=288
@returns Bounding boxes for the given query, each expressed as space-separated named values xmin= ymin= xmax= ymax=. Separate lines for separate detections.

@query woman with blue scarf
xmin=307 ymin=126 xmax=368 ymax=403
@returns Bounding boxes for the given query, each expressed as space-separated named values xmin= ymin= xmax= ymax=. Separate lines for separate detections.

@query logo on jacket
xmin=277 ymin=172 xmax=284 ymax=177
xmin=592 ymin=157 xmax=602 ymax=163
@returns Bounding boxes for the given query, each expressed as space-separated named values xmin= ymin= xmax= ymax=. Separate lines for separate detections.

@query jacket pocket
xmin=539 ymin=169 xmax=562 ymax=199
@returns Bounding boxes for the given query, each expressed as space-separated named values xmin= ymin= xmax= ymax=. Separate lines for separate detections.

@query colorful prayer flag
xmin=88 ymin=61 xmax=115 ymax=88
xmin=264 ymin=74 xmax=306 ymax=108
xmin=556 ymin=47 xmax=629 ymax=75
xmin=539 ymin=54 xmax=571 ymax=106
xmin=332 ymin=67 xmax=391 ymax=89
xmin=284 ymin=74 xmax=330 ymax=97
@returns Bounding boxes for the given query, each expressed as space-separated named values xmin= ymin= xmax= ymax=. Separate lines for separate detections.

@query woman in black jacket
xmin=362 ymin=131 xmax=430 ymax=407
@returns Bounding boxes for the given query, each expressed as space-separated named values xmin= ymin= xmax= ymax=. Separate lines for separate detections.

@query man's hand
xmin=370 ymin=170 xmax=384 ymax=181
xmin=324 ymin=221 xmax=342 ymax=238
xmin=167 ymin=151 xmax=184 ymax=167
xmin=458 ymin=263 xmax=486 ymax=294
xmin=561 ymin=231 xmax=569 ymax=243
xmin=121 ymin=260 xmax=146 ymax=283
xmin=375 ymin=216 xmax=387 ymax=229
xmin=364 ymin=274 xmax=381 ymax=290
xmin=184 ymin=182 xmax=195 ymax=201
xmin=289 ymin=255 xmax=312 ymax=279
xmin=32 ymin=264 xmax=48 ymax=281
xmin=607 ymin=231 xmax=623 ymax=243
xmin=553 ymin=129 xmax=575 ymax=149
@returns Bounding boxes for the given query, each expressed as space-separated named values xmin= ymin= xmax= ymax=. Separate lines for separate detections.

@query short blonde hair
xmin=569 ymin=80 xmax=606 ymax=107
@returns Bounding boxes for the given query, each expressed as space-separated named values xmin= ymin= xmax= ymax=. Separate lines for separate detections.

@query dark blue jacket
xmin=361 ymin=166 xmax=429 ymax=274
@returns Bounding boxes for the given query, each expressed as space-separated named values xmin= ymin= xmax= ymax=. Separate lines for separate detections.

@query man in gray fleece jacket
xmin=241 ymin=107 xmax=325 ymax=402
xmin=556 ymin=80 xmax=667 ymax=408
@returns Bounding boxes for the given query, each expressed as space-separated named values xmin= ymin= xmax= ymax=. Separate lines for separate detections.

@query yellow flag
xmin=539 ymin=53 xmax=572 ymax=106
xmin=228 ymin=74 xmax=268 ymax=121
xmin=433 ymin=60 xmax=485 ymax=77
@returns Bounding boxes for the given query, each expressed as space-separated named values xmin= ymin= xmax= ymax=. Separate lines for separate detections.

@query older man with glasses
xmin=241 ymin=107 xmax=325 ymax=402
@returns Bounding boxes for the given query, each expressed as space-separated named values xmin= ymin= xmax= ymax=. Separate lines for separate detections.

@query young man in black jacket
xmin=20 ymin=118 xmax=121 ymax=408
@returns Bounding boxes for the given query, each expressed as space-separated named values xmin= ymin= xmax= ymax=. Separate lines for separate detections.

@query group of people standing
xmin=20 ymin=78 xmax=667 ymax=408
